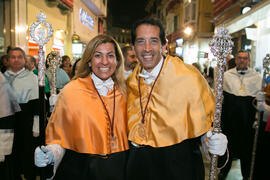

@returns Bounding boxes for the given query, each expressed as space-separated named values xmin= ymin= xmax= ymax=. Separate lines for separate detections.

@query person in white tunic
xmin=0 ymin=72 xmax=21 ymax=180
xmin=218 ymin=50 xmax=262 ymax=180
xmin=4 ymin=47 xmax=39 ymax=180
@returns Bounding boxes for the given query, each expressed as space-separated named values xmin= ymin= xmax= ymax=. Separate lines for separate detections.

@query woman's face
xmin=90 ymin=42 xmax=117 ymax=80
xmin=63 ymin=58 xmax=71 ymax=67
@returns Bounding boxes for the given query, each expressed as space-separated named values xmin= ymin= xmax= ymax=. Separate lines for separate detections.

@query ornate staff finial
xmin=47 ymin=51 xmax=61 ymax=95
xmin=209 ymin=26 xmax=233 ymax=180
xmin=30 ymin=11 xmax=53 ymax=46
xmin=30 ymin=11 xmax=53 ymax=86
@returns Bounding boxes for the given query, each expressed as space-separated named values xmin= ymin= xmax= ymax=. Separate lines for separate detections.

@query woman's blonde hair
xmin=74 ymin=34 xmax=126 ymax=94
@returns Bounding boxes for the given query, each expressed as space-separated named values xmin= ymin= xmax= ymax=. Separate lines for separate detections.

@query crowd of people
xmin=0 ymin=47 xmax=77 ymax=180
xmin=0 ymin=17 xmax=268 ymax=180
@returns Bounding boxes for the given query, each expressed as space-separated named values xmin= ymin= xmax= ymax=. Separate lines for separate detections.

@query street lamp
xmin=184 ymin=27 xmax=192 ymax=35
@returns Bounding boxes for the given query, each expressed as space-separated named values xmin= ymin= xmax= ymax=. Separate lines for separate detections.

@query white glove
xmin=257 ymin=102 xmax=265 ymax=112
xmin=207 ymin=131 xmax=228 ymax=156
xmin=0 ymin=155 xmax=5 ymax=162
xmin=256 ymin=92 xmax=265 ymax=102
xmin=35 ymin=146 xmax=54 ymax=167
xmin=49 ymin=94 xmax=58 ymax=106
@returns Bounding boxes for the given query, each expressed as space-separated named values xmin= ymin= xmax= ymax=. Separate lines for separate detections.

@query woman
xmin=60 ymin=55 xmax=72 ymax=78
xmin=35 ymin=34 xmax=129 ymax=180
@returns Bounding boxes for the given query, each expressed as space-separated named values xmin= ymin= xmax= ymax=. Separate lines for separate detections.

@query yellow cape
xmin=46 ymin=74 xmax=129 ymax=154
xmin=127 ymin=56 xmax=215 ymax=147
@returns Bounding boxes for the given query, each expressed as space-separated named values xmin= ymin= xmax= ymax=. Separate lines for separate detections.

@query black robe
xmin=219 ymin=91 xmax=256 ymax=178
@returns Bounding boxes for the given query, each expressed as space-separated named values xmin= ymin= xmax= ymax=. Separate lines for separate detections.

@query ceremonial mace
xmin=46 ymin=51 xmax=61 ymax=112
xmin=30 ymin=11 xmax=53 ymax=180
xmin=209 ymin=26 xmax=233 ymax=180
xmin=47 ymin=51 xmax=61 ymax=95
xmin=249 ymin=53 xmax=270 ymax=180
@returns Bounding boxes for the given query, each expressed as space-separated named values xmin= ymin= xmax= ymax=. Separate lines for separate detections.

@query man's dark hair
xmin=228 ymin=57 xmax=236 ymax=70
xmin=237 ymin=50 xmax=250 ymax=60
xmin=121 ymin=46 xmax=133 ymax=57
xmin=28 ymin=55 xmax=37 ymax=69
xmin=8 ymin=47 xmax=26 ymax=60
xmin=131 ymin=18 xmax=166 ymax=46
xmin=0 ymin=55 xmax=8 ymax=73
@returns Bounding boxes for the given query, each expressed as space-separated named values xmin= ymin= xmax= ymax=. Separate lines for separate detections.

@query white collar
xmin=124 ymin=69 xmax=132 ymax=79
xmin=91 ymin=72 xmax=114 ymax=96
xmin=7 ymin=68 xmax=25 ymax=76
xmin=139 ymin=57 xmax=163 ymax=84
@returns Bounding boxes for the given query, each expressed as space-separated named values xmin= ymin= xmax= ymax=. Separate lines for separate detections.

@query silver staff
xmin=249 ymin=53 xmax=270 ymax=180
xmin=46 ymin=51 xmax=61 ymax=95
xmin=30 ymin=11 xmax=53 ymax=86
xmin=30 ymin=11 xmax=54 ymax=180
xmin=209 ymin=26 xmax=233 ymax=180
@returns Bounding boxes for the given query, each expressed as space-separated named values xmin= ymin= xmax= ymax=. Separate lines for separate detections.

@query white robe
xmin=223 ymin=67 xmax=262 ymax=97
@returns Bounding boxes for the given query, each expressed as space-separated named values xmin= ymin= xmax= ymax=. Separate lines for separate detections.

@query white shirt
xmin=91 ymin=73 xmax=114 ymax=96
xmin=139 ymin=57 xmax=164 ymax=84
xmin=223 ymin=67 xmax=261 ymax=97
xmin=124 ymin=69 xmax=132 ymax=80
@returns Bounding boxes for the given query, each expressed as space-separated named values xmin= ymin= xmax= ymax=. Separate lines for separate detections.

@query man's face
xmin=25 ymin=56 xmax=34 ymax=70
xmin=235 ymin=52 xmax=249 ymax=70
xmin=124 ymin=49 xmax=137 ymax=71
xmin=9 ymin=50 xmax=25 ymax=73
xmin=134 ymin=24 xmax=166 ymax=72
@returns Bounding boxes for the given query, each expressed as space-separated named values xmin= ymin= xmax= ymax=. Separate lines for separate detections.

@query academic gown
xmin=45 ymin=74 xmax=129 ymax=180
xmin=4 ymin=69 xmax=39 ymax=180
xmin=126 ymin=55 xmax=215 ymax=180
xmin=0 ymin=72 xmax=21 ymax=180
xmin=219 ymin=67 xmax=261 ymax=178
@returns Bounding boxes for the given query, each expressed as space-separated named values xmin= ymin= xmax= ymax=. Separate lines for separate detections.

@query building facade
xmin=146 ymin=0 xmax=214 ymax=67
xmin=0 ymin=0 xmax=107 ymax=61
xmin=213 ymin=0 xmax=269 ymax=72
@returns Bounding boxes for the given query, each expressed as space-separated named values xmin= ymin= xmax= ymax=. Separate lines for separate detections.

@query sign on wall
xmin=79 ymin=8 xmax=94 ymax=30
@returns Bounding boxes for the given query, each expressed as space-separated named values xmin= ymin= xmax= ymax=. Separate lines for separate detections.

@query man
xmin=25 ymin=55 xmax=37 ymax=71
xmin=121 ymin=45 xmax=138 ymax=79
xmin=126 ymin=18 xmax=228 ymax=180
xmin=0 ymin=72 xmax=21 ymax=180
xmin=218 ymin=50 xmax=261 ymax=180
xmin=4 ymin=47 xmax=39 ymax=180
xmin=26 ymin=55 xmax=50 ymax=100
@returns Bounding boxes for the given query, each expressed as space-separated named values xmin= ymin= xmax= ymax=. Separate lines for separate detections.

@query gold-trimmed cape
xmin=46 ymin=74 xmax=129 ymax=154
xmin=127 ymin=55 xmax=215 ymax=147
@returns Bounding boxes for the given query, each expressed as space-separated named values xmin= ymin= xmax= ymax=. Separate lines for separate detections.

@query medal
xmin=110 ymin=136 xmax=117 ymax=151
xmin=138 ymin=123 xmax=146 ymax=138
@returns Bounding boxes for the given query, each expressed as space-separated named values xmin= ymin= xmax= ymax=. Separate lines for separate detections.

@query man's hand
xmin=207 ymin=131 xmax=228 ymax=156
xmin=35 ymin=146 xmax=54 ymax=167
xmin=256 ymin=92 xmax=265 ymax=102
xmin=49 ymin=94 xmax=58 ymax=106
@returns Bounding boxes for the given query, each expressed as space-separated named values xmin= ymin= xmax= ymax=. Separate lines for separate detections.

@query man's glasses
xmin=237 ymin=56 xmax=248 ymax=60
